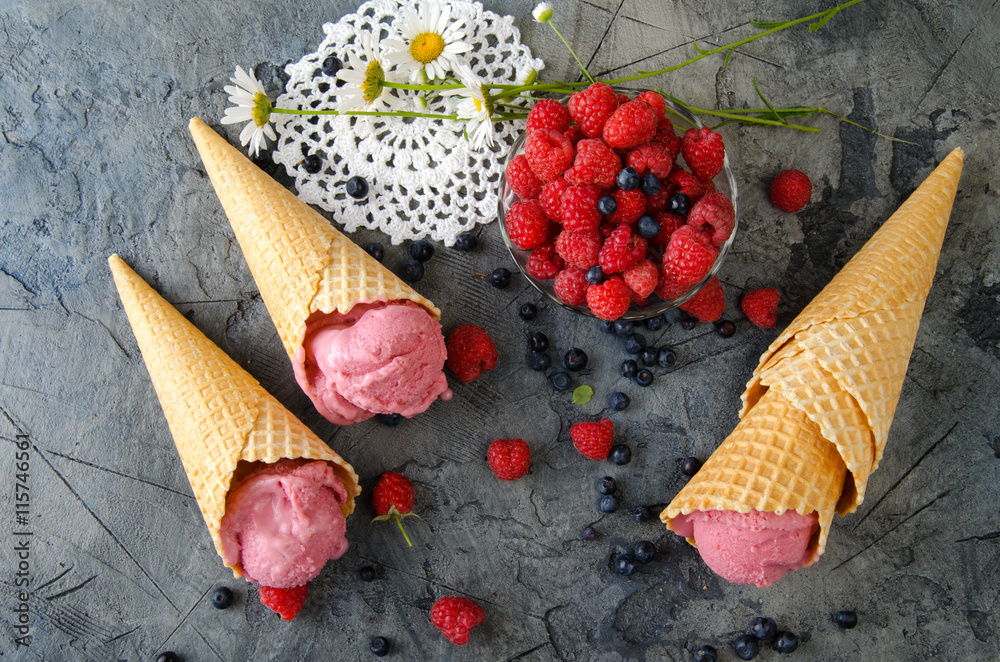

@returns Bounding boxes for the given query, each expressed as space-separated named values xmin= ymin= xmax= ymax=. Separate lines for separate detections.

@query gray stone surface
xmin=1 ymin=0 xmax=999 ymax=660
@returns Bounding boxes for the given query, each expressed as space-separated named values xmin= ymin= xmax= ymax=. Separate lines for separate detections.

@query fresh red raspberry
xmin=626 ymin=142 xmax=674 ymax=179
xmin=524 ymin=128 xmax=574 ymax=181
xmin=585 ymin=276 xmax=631 ymax=320
xmin=645 ymin=182 xmax=678 ymax=212
xmin=564 ymin=125 xmax=584 ymax=145
xmin=487 ymin=438 xmax=531 ymax=480
xmin=623 ymin=258 xmax=659 ymax=298
xmin=636 ymin=91 xmax=667 ymax=117
xmin=431 ymin=596 xmax=486 ymax=646
xmin=505 ymin=154 xmax=543 ymax=199
xmin=373 ymin=472 xmax=417 ymax=548
xmin=681 ymin=127 xmax=726 ymax=182
xmin=687 ymin=192 xmax=735 ymax=246
xmin=567 ymin=82 xmax=619 ymax=138
xmin=770 ymin=169 xmax=812 ymax=213
xmin=742 ymin=288 xmax=780 ymax=328
xmin=564 ymin=139 xmax=621 ymax=188
xmin=664 ymin=225 xmax=717 ymax=286
xmin=656 ymin=130 xmax=682 ymax=163
xmin=555 ymin=229 xmax=602 ymax=269
xmin=607 ymin=188 xmax=646 ymax=225
xmin=526 ymin=98 xmax=571 ymax=134
xmin=525 ymin=242 xmax=565 ymax=280
xmin=446 ymin=324 xmax=498 ymax=383
xmin=598 ymin=224 xmax=648 ymax=274
xmin=539 ymin=178 xmax=569 ymax=222
xmin=614 ymin=93 xmax=630 ymax=106
xmin=560 ymin=185 xmax=603 ymax=232
xmin=553 ymin=267 xmax=589 ymax=305
xmin=505 ymin=200 xmax=550 ymax=250
xmin=259 ymin=584 xmax=309 ymax=621
xmin=650 ymin=211 xmax=685 ymax=247
xmin=680 ymin=276 xmax=725 ymax=322
xmin=667 ymin=169 xmax=706 ymax=203
xmin=602 ymin=99 xmax=658 ymax=149
xmin=570 ymin=418 xmax=615 ymax=460
xmin=654 ymin=271 xmax=688 ymax=301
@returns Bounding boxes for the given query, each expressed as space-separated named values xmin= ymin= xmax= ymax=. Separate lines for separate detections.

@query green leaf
xmin=723 ymin=48 xmax=738 ymax=66
xmin=809 ymin=7 xmax=840 ymax=31
xmin=572 ymin=385 xmax=594 ymax=405
xmin=752 ymin=78 xmax=786 ymax=125
xmin=750 ymin=19 xmax=789 ymax=28
xmin=692 ymin=39 xmax=711 ymax=55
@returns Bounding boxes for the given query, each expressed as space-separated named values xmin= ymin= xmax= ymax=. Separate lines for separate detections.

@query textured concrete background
xmin=1 ymin=0 xmax=999 ymax=660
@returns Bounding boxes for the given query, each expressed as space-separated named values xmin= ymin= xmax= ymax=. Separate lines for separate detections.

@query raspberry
xmin=539 ymin=178 xmax=570 ymax=222
xmin=564 ymin=125 xmax=584 ymax=145
xmin=525 ymin=242 xmax=565 ymax=280
xmin=686 ymin=192 xmax=735 ymax=246
xmin=645 ymin=182 xmax=678 ymax=212
xmin=259 ymin=584 xmax=309 ymax=621
xmin=431 ymin=596 xmax=486 ymax=646
xmin=614 ymin=93 xmax=630 ymax=106
xmin=598 ymin=224 xmax=648 ymax=274
xmin=526 ymin=98 xmax=571 ymax=134
xmin=667 ymin=169 xmax=706 ymax=203
xmin=553 ymin=267 xmax=589 ymax=305
xmin=636 ymin=91 xmax=667 ymax=117
xmin=505 ymin=154 xmax=543 ymax=199
xmin=656 ymin=130 xmax=682 ymax=163
xmin=650 ymin=211 xmax=685 ymax=247
xmin=623 ymin=259 xmax=659 ymax=298
xmin=681 ymin=127 xmax=726 ymax=182
xmin=372 ymin=472 xmax=417 ymax=547
xmin=606 ymin=188 xmax=646 ymax=225
xmin=680 ymin=276 xmax=725 ymax=322
xmin=570 ymin=418 xmax=615 ymax=460
xmin=654 ymin=271 xmax=688 ymax=301
xmin=602 ymin=100 xmax=658 ymax=149
xmin=742 ymin=287 xmax=780 ymax=328
xmin=560 ymin=185 xmax=603 ymax=232
xmin=664 ymin=225 xmax=717 ymax=286
xmin=505 ymin=200 xmax=550 ymax=250
xmin=585 ymin=276 xmax=631 ymax=320
xmin=487 ymin=438 xmax=531 ymax=480
xmin=563 ymin=139 xmax=621 ymax=188
xmin=626 ymin=142 xmax=674 ymax=179
xmin=446 ymin=324 xmax=498 ymax=383
xmin=770 ymin=169 xmax=812 ymax=213
xmin=567 ymin=82 xmax=619 ymax=138
xmin=555 ymin=229 xmax=602 ymax=269
xmin=524 ymin=128 xmax=574 ymax=181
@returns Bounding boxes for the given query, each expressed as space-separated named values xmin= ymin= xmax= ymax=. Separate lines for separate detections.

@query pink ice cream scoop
xmin=293 ymin=301 xmax=452 ymax=425
xmin=219 ymin=459 xmax=349 ymax=588
xmin=670 ymin=509 xmax=819 ymax=588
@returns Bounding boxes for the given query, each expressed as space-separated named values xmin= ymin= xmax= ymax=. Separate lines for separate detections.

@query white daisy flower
xmin=384 ymin=2 xmax=472 ymax=83
xmin=443 ymin=67 xmax=496 ymax=151
xmin=532 ymin=3 xmax=554 ymax=23
xmin=220 ymin=66 xmax=276 ymax=157
xmin=336 ymin=32 xmax=405 ymax=115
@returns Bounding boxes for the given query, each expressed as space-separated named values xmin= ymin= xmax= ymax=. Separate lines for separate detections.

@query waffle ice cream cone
xmin=109 ymin=255 xmax=360 ymax=577
xmin=188 ymin=117 xmax=439 ymax=366
xmin=663 ymin=147 xmax=964 ymax=569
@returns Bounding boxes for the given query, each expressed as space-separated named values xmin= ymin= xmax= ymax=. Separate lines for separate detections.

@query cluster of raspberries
xmin=503 ymin=83 xmax=735 ymax=322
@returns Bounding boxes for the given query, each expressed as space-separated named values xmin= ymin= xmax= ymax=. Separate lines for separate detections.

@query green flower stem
xmin=393 ymin=514 xmax=413 ymax=548
xmin=661 ymin=94 xmax=821 ymax=131
xmin=382 ymin=80 xmax=462 ymax=92
xmin=271 ymin=107 xmax=459 ymax=120
xmin=545 ymin=19 xmax=595 ymax=83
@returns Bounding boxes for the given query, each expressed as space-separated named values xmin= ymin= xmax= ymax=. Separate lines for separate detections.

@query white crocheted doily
xmin=272 ymin=0 xmax=545 ymax=245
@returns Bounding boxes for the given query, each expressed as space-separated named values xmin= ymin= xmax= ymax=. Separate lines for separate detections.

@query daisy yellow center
xmin=474 ymin=86 xmax=495 ymax=117
xmin=410 ymin=32 xmax=446 ymax=64
xmin=363 ymin=60 xmax=386 ymax=104
xmin=252 ymin=91 xmax=272 ymax=128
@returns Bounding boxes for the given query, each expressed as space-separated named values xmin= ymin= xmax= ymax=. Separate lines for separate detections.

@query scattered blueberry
xmin=750 ymin=617 xmax=777 ymax=642
xmin=600 ymin=320 xmax=616 ymax=334
xmin=657 ymin=348 xmax=677 ymax=368
xmin=489 ymin=267 xmax=511 ymax=289
xmin=609 ymin=392 xmax=630 ymax=411
xmin=302 ymin=154 xmax=322 ymax=174
xmin=600 ymin=494 xmax=620 ymax=513
xmin=550 ymin=371 xmax=571 ymax=391
xmin=640 ymin=347 xmax=658 ymax=367
xmin=156 ymin=654 xmax=181 ymax=662
xmin=378 ymin=413 xmax=403 ymax=427
xmin=624 ymin=333 xmax=647 ymax=354
xmin=644 ymin=314 xmax=665 ymax=331
xmin=597 ymin=195 xmax=618 ymax=216
xmin=620 ymin=359 xmax=639 ymax=379
xmin=598 ymin=476 xmax=617 ymax=495
xmin=519 ymin=303 xmax=538 ymax=320
xmin=637 ymin=214 xmax=661 ymax=239
xmin=680 ymin=457 xmax=701 ymax=476
xmin=528 ymin=351 xmax=551 ymax=371
xmin=370 ymin=635 xmax=391 ymax=657
xmin=564 ymin=348 xmax=588 ymax=371
xmin=345 ymin=175 xmax=369 ymax=199
xmin=586 ymin=265 xmax=606 ymax=285
xmin=359 ymin=566 xmax=376 ymax=582
xmin=453 ymin=231 xmax=478 ymax=251
xmin=365 ymin=242 xmax=385 ymax=262
xmin=715 ymin=320 xmax=736 ymax=338
xmin=773 ymin=632 xmax=798 ymax=654
xmin=321 ymin=55 xmax=343 ymax=77
xmin=609 ymin=444 xmax=631 ymax=465
xmin=733 ymin=634 xmax=760 ymax=660
xmin=617 ymin=167 xmax=640 ymax=191
xmin=681 ymin=317 xmax=698 ymax=331
xmin=668 ymin=192 xmax=692 ymax=216
xmin=211 ymin=586 xmax=234 ymax=609
xmin=635 ymin=369 xmax=654 ymax=387
xmin=664 ymin=308 xmax=686 ymax=325
xmin=633 ymin=540 xmax=656 ymax=563
xmin=640 ymin=173 xmax=661 ymax=195
xmin=694 ymin=645 xmax=718 ymax=662
xmin=400 ymin=258 xmax=424 ymax=282
xmin=834 ymin=610 xmax=858 ymax=629
xmin=409 ymin=239 xmax=434 ymax=262
xmin=529 ymin=331 xmax=549 ymax=352
xmin=632 ymin=506 xmax=651 ymax=523
xmin=581 ymin=526 xmax=597 ymax=541
xmin=614 ymin=320 xmax=635 ymax=336
xmin=614 ymin=552 xmax=638 ymax=576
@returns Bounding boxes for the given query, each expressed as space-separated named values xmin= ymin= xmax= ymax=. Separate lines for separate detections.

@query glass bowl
xmin=497 ymin=91 xmax=738 ymax=321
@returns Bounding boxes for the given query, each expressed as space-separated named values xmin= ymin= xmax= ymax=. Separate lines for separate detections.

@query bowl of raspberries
xmin=498 ymin=83 xmax=738 ymax=321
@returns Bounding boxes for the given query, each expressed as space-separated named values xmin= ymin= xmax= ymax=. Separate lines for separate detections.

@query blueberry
xmin=773 ymin=632 xmax=798 ymax=653
xmin=598 ymin=476 xmax=617 ymax=495
xmin=680 ymin=457 xmax=701 ymax=476
xmin=550 ymin=371 xmax=571 ymax=390
xmin=694 ymin=645 xmax=718 ymax=662
xmin=600 ymin=494 xmax=619 ymax=513
xmin=657 ymin=348 xmax=677 ymax=368
xmin=453 ymin=231 xmax=478 ymax=251
xmin=733 ymin=634 xmax=759 ymax=660
xmin=321 ymin=55 xmax=343 ymax=77
xmin=620 ymin=359 xmax=639 ymax=379
xmin=489 ymin=267 xmax=511 ymax=288
xmin=637 ymin=214 xmax=661 ymax=239
xmin=640 ymin=347 xmax=658 ymax=367
xmin=681 ymin=316 xmax=698 ymax=331
xmin=378 ymin=413 xmax=403 ymax=427
xmin=632 ymin=506 xmax=651 ymax=523
xmin=370 ymin=635 xmax=391 ymax=657
xmin=635 ymin=369 xmax=654 ymax=387
xmin=617 ymin=167 xmax=640 ymax=191
xmin=600 ymin=320 xmax=616 ymax=334
xmin=749 ymin=617 xmax=777 ymax=642
xmin=644 ymin=314 xmax=665 ymax=332
xmin=714 ymin=319 xmax=736 ymax=338
xmin=580 ymin=526 xmax=597 ymax=541
xmin=529 ymin=331 xmax=549 ymax=352
xmin=564 ymin=348 xmax=588 ymax=371
xmin=597 ymin=195 xmax=618 ymax=216
xmin=640 ymin=173 xmax=661 ymax=195
xmin=834 ymin=610 xmax=858 ymax=629
xmin=586 ymin=265 xmax=605 ymax=285
xmin=624 ymin=332 xmax=647 ymax=354
xmin=613 ymin=320 xmax=635 ymax=335
xmin=609 ymin=444 xmax=631 ymax=465
xmin=668 ymin=192 xmax=692 ymax=216
xmin=528 ymin=351 xmax=551 ymax=371
xmin=400 ymin=258 xmax=424 ymax=282
xmin=614 ymin=552 xmax=638 ymax=576
xmin=634 ymin=540 xmax=656 ymax=563
xmin=609 ymin=392 xmax=630 ymax=411
xmin=359 ymin=566 xmax=376 ymax=582
xmin=211 ymin=586 xmax=234 ymax=609
xmin=519 ymin=303 xmax=538 ymax=320
xmin=345 ymin=175 xmax=369 ymax=199
xmin=365 ymin=242 xmax=385 ymax=262
xmin=409 ymin=239 xmax=434 ymax=262
xmin=156 ymin=654 xmax=181 ymax=662
xmin=302 ymin=154 xmax=323 ymax=174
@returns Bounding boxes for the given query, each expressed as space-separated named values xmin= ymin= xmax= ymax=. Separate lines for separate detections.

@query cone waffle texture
xmin=188 ymin=117 xmax=440 ymax=365
xmin=664 ymin=148 xmax=963 ymax=561
xmin=109 ymin=255 xmax=360 ymax=575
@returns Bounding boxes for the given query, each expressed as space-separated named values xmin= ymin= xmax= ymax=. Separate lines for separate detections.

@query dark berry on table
xmin=156 ymin=654 xmax=181 ymax=662
xmin=581 ymin=526 xmax=597 ymax=541
xmin=640 ymin=173 xmax=661 ymax=195
xmin=609 ymin=444 xmax=631 ymax=465
xmin=550 ymin=371 xmax=571 ymax=390
xmin=302 ymin=154 xmax=322 ymax=174
xmin=834 ymin=610 xmax=858 ymax=629
xmin=400 ymin=258 xmax=424 ymax=282
xmin=773 ymin=632 xmax=798 ymax=653
xmin=614 ymin=552 xmax=638 ymax=576
xmin=409 ymin=239 xmax=434 ymax=262
xmin=586 ymin=264 xmax=606 ymax=285
xmin=714 ymin=319 xmax=736 ymax=338
xmin=637 ymin=214 xmax=661 ymax=239
xmin=644 ymin=314 xmax=665 ymax=332
xmin=211 ymin=586 xmax=234 ymax=609
xmin=734 ymin=634 xmax=760 ymax=660
xmin=632 ymin=505 xmax=651 ymax=523
xmin=600 ymin=320 xmax=615 ymax=334
xmin=681 ymin=316 xmax=697 ymax=331
xmin=529 ymin=331 xmax=549 ymax=352
xmin=489 ymin=267 xmax=511 ymax=289
xmin=321 ymin=55 xmax=343 ymax=77
xmin=378 ymin=413 xmax=403 ymax=427
xmin=345 ymin=175 xmax=369 ymax=199
xmin=564 ymin=348 xmax=588 ymax=371
xmin=365 ymin=242 xmax=385 ymax=262
xmin=597 ymin=195 xmax=618 ymax=216
xmin=657 ymin=348 xmax=677 ymax=368
xmin=664 ymin=308 xmax=686 ymax=325
xmin=624 ymin=332 xmax=646 ymax=354
xmin=598 ymin=476 xmax=617 ymax=495
xmin=370 ymin=635 xmax=391 ymax=657
xmin=668 ymin=192 xmax=692 ymax=215
xmin=528 ymin=351 xmax=551 ymax=371
xmin=614 ymin=320 xmax=635 ymax=336
xmin=453 ymin=231 xmax=478 ymax=251
xmin=694 ymin=645 xmax=718 ymax=662
xmin=620 ymin=359 xmax=639 ymax=379
xmin=359 ymin=566 xmax=377 ymax=582
xmin=749 ymin=616 xmax=777 ymax=642
xmin=609 ymin=391 xmax=630 ymax=411
xmin=634 ymin=540 xmax=656 ymax=563
xmin=600 ymin=494 xmax=619 ymax=513
xmin=635 ymin=369 xmax=654 ymax=387
xmin=681 ymin=457 xmax=701 ymax=476
xmin=617 ymin=167 xmax=640 ymax=191
xmin=519 ymin=303 xmax=538 ymax=320
xmin=640 ymin=347 xmax=658 ymax=367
